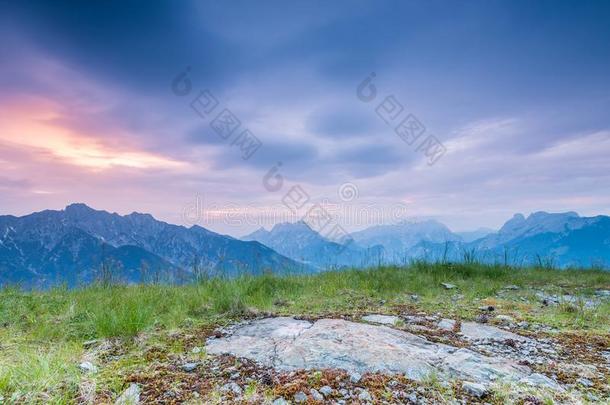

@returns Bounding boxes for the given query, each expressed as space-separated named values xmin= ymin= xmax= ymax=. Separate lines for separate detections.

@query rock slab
xmin=206 ymin=317 xmax=539 ymax=385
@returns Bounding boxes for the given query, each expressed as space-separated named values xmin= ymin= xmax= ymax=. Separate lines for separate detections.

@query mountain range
xmin=1 ymin=205 xmax=609 ymax=288
xmin=0 ymin=204 xmax=306 ymax=288
xmin=242 ymin=222 xmax=384 ymax=269
xmin=409 ymin=212 xmax=610 ymax=268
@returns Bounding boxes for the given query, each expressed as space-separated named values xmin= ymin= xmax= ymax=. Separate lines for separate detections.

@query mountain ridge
xmin=242 ymin=221 xmax=383 ymax=269
xmin=2 ymin=206 xmax=609 ymax=288
xmin=0 ymin=204 xmax=306 ymax=288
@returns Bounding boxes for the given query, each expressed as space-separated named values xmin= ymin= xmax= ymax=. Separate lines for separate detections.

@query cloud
xmin=1 ymin=1 xmax=610 ymax=237
xmin=305 ymin=105 xmax=383 ymax=139
xmin=332 ymin=143 xmax=411 ymax=178
xmin=0 ymin=177 xmax=31 ymax=191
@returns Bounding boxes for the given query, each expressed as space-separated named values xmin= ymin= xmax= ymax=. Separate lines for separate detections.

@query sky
xmin=1 ymin=0 xmax=609 ymax=236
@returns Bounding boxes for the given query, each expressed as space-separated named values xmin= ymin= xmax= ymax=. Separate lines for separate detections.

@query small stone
xmin=503 ymin=285 xmax=520 ymax=290
xmin=115 ymin=383 xmax=140 ymax=405
xmin=294 ymin=391 xmax=308 ymax=403
xmin=441 ymin=283 xmax=457 ymax=290
xmin=349 ymin=372 xmax=362 ymax=383
xmin=576 ymin=377 xmax=594 ymax=387
xmin=358 ymin=389 xmax=372 ymax=401
xmin=438 ymin=319 xmax=456 ymax=331
xmin=319 ymin=385 xmax=333 ymax=397
xmin=404 ymin=315 xmax=425 ymax=324
xmin=230 ymin=372 xmax=240 ymax=380
xmin=272 ymin=398 xmax=289 ymax=405
xmin=495 ymin=315 xmax=515 ymax=324
xmin=585 ymin=393 xmax=600 ymax=401
xmin=191 ymin=346 xmax=202 ymax=354
xmin=406 ymin=393 xmax=418 ymax=403
xmin=478 ymin=305 xmax=495 ymax=312
xmin=362 ymin=314 xmax=401 ymax=326
xmin=339 ymin=388 xmax=348 ymax=397
xmin=310 ymin=388 xmax=324 ymax=401
xmin=79 ymin=361 xmax=98 ymax=373
xmin=595 ymin=290 xmax=610 ymax=297
xmin=220 ymin=382 xmax=243 ymax=396
xmin=462 ymin=381 xmax=488 ymax=398
xmin=181 ymin=362 xmax=199 ymax=372
xmin=410 ymin=294 xmax=419 ymax=301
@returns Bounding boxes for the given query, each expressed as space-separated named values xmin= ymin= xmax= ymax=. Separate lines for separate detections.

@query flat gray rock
xmin=206 ymin=317 xmax=543 ymax=385
xmin=362 ymin=314 xmax=401 ymax=326
xmin=459 ymin=322 xmax=530 ymax=342
xmin=437 ymin=319 xmax=456 ymax=331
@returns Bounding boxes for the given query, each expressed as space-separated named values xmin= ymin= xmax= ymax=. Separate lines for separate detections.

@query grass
xmin=0 ymin=262 xmax=609 ymax=403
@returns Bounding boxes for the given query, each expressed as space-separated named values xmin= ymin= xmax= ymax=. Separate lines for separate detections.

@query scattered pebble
xmin=115 ymin=383 xmax=140 ymax=405
xmin=79 ymin=361 xmax=98 ymax=373
xmin=293 ymin=391 xmax=308 ymax=403
xmin=358 ymin=389 xmax=372 ymax=401
xmin=220 ymin=382 xmax=242 ymax=396
xmin=181 ymin=362 xmax=199 ymax=372
xmin=441 ymin=283 xmax=457 ymax=290
xmin=437 ymin=319 xmax=456 ymax=331
xmin=495 ymin=314 xmax=515 ymax=324
xmin=310 ymin=388 xmax=324 ymax=401
xmin=349 ymin=372 xmax=362 ymax=383
xmin=406 ymin=392 xmax=418 ymax=403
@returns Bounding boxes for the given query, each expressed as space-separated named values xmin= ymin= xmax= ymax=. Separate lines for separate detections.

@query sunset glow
xmin=0 ymin=99 xmax=183 ymax=171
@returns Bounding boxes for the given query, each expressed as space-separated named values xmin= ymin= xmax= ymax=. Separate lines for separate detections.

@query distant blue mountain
xmin=456 ymin=227 xmax=495 ymax=243
xmin=348 ymin=219 xmax=461 ymax=262
xmin=242 ymin=221 xmax=383 ymax=269
xmin=0 ymin=204 xmax=306 ymax=288
xmin=275 ymin=212 xmax=608 ymax=269
xmin=2 ymin=206 xmax=608 ymax=288
xmin=410 ymin=212 xmax=610 ymax=268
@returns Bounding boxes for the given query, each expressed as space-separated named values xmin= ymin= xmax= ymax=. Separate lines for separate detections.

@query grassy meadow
xmin=1 ymin=262 xmax=609 ymax=403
